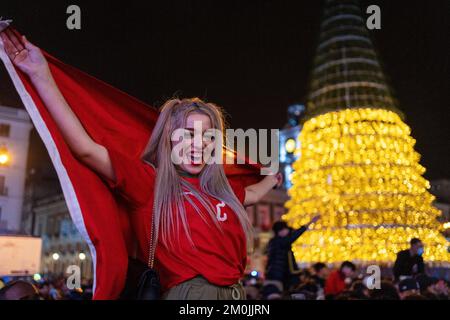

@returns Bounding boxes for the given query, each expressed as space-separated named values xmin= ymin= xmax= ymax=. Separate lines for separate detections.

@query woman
xmin=1 ymin=30 xmax=282 ymax=300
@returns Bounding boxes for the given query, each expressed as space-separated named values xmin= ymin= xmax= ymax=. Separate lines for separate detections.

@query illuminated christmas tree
xmin=284 ymin=0 xmax=450 ymax=264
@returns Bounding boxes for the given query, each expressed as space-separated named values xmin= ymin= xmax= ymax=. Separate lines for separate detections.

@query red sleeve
xmin=102 ymin=147 xmax=156 ymax=207
xmin=228 ymin=178 xmax=247 ymax=205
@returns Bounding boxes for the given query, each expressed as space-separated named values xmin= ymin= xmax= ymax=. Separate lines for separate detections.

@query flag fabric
xmin=0 ymin=28 xmax=263 ymax=299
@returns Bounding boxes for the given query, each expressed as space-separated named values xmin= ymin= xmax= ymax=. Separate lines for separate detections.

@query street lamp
xmin=285 ymin=138 xmax=296 ymax=154
xmin=0 ymin=145 xmax=10 ymax=165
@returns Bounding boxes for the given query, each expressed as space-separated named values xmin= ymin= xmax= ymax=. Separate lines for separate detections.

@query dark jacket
xmin=393 ymin=249 xmax=425 ymax=281
xmin=265 ymin=226 xmax=307 ymax=286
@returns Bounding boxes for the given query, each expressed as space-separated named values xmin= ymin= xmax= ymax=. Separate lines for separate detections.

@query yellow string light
xmin=284 ymin=108 xmax=450 ymax=264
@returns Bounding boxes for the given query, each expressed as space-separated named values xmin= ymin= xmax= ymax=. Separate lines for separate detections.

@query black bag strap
xmin=147 ymin=173 xmax=159 ymax=269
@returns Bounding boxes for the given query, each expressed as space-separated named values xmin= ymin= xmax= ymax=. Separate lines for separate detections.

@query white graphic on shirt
xmin=216 ymin=201 xmax=227 ymax=222
xmin=183 ymin=190 xmax=227 ymax=222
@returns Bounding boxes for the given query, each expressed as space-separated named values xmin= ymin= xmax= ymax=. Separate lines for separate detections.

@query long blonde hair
xmin=141 ymin=98 xmax=253 ymax=251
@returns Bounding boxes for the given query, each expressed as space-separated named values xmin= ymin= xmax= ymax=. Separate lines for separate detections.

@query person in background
xmin=297 ymin=270 xmax=312 ymax=287
xmin=398 ymin=278 xmax=421 ymax=300
xmin=0 ymin=280 xmax=42 ymax=300
xmin=349 ymin=280 xmax=370 ymax=299
xmin=324 ymin=261 xmax=356 ymax=298
xmin=48 ymin=277 xmax=66 ymax=300
xmin=393 ymin=238 xmax=425 ymax=281
xmin=262 ymin=215 xmax=321 ymax=299
xmin=38 ymin=281 xmax=51 ymax=300
xmin=369 ymin=280 xmax=400 ymax=300
xmin=431 ymin=280 xmax=449 ymax=300
xmin=290 ymin=282 xmax=319 ymax=300
xmin=311 ymin=262 xmax=329 ymax=289
xmin=416 ymin=275 xmax=449 ymax=300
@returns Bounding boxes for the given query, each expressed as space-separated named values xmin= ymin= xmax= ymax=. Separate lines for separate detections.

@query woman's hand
xmin=305 ymin=214 xmax=321 ymax=229
xmin=1 ymin=28 xmax=114 ymax=182
xmin=261 ymin=167 xmax=283 ymax=189
xmin=0 ymin=28 xmax=50 ymax=81
xmin=272 ymin=172 xmax=283 ymax=189
xmin=243 ymin=172 xmax=283 ymax=206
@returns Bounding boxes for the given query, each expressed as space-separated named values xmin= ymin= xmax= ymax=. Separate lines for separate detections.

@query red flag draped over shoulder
xmin=0 ymin=27 xmax=263 ymax=299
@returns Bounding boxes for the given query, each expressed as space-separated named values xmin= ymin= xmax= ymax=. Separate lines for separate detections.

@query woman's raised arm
xmin=0 ymin=29 xmax=116 ymax=182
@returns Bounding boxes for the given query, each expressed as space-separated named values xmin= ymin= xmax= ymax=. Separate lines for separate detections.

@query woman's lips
xmin=189 ymin=153 xmax=203 ymax=165
xmin=190 ymin=163 xmax=203 ymax=167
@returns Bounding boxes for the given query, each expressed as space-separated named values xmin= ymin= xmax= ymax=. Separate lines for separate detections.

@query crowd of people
xmin=0 ymin=221 xmax=448 ymax=300
xmin=242 ymin=221 xmax=450 ymax=300
xmin=2 ymin=267 xmax=448 ymax=300
xmin=243 ymin=261 xmax=449 ymax=300
xmin=0 ymin=276 xmax=93 ymax=300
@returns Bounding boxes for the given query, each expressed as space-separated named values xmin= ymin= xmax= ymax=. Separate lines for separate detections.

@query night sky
xmin=1 ymin=0 xmax=449 ymax=180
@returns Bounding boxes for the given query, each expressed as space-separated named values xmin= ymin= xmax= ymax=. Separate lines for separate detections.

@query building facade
xmin=22 ymin=193 xmax=93 ymax=280
xmin=0 ymin=105 xmax=33 ymax=233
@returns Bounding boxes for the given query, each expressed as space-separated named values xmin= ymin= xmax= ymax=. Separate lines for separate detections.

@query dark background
xmin=0 ymin=0 xmax=449 ymax=179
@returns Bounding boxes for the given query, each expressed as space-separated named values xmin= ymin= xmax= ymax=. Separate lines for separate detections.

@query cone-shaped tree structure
xmin=284 ymin=0 xmax=450 ymax=264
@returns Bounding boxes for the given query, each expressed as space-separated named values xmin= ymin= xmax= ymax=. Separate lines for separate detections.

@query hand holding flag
xmin=0 ymin=28 xmax=50 ymax=79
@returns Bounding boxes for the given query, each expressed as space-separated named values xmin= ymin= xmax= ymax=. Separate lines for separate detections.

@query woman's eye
xmin=203 ymin=131 xmax=216 ymax=142
xmin=183 ymin=130 xmax=193 ymax=139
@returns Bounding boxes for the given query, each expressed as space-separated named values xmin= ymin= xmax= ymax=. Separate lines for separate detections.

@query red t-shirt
xmin=103 ymin=147 xmax=248 ymax=293
xmin=324 ymin=270 xmax=346 ymax=296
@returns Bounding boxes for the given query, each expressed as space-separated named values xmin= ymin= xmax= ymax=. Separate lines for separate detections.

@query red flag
xmin=0 ymin=28 xmax=262 ymax=299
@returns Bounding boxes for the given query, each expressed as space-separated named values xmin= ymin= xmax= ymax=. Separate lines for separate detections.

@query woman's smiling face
xmin=172 ymin=112 xmax=215 ymax=175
